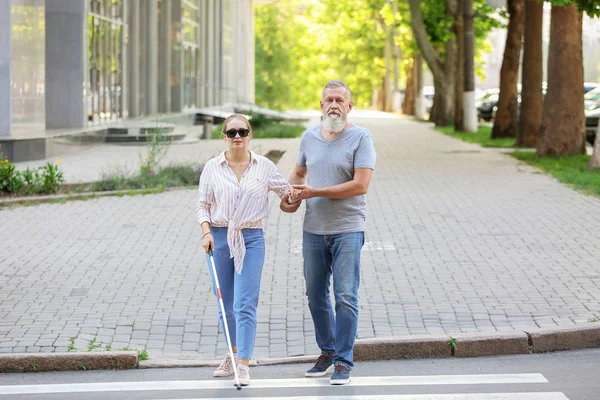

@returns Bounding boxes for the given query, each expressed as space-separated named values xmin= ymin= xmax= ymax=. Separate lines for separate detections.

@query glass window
xmin=11 ymin=0 xmax=45 ymax=124
xmin=182 ymin=0 xmax=200 ymax=109
xmin=88 ymin=0 xmax=124 ymax=123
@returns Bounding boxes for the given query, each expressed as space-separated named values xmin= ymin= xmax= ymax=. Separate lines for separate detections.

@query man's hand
xmin=280 ymin=194 xmax=302 ymax=213
xmin=292 ymin=184 xmax=317 ymax=200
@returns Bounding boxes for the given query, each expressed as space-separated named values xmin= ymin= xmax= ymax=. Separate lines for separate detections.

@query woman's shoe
xmin=213 ymin=355 xmax=236 ymax=377
xmin=235 ymin=363 xmax=250 ymax=386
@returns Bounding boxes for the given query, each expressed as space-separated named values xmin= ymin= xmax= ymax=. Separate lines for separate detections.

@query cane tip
xmin=236 ymin=384 xmax=242 ymax=390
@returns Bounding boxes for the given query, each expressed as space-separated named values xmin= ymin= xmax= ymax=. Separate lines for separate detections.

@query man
xmin=281 ymin=80 xmax=376 ymax=385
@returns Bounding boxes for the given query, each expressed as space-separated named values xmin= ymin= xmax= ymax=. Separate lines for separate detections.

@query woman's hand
xmin=288 ymin=188 xmax=302 ymax=203
xmin=202 ymin=232 xmax=214 ymax=253
xmin=292 ymin=184 xmax=315 ymax=200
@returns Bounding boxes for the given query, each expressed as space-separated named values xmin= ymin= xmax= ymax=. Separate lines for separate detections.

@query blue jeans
xmin=207 ymin=227 xmax=265 ymax=360
xmin=303 ymin=231 xmax=364 ymax=369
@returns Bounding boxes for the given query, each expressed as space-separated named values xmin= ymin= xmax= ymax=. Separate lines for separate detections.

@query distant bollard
xmin=201 ymin=116 xmax=214 ymax=140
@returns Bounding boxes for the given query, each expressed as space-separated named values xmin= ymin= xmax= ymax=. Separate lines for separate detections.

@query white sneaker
xmin=235 ymin=363 xmax=250 ymax=386
xmin=213 ymin=355 xmax=236 ymax=377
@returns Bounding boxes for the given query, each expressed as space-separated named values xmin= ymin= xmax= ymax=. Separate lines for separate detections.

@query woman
xmin=196 ymin=114 xmax=298 ymax=386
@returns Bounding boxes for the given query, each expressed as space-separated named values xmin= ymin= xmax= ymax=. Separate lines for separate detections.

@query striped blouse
xmin=196 ymin=150 xmax=292 ymax=274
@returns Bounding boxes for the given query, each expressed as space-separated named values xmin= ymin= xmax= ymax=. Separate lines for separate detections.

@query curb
xmin=1 ymin=324 xmax=599 ymax=373
xmin=0 ymin=351 xmax=138 ymax=373
xmin=0 ymin=186 xmax=194 ymax=207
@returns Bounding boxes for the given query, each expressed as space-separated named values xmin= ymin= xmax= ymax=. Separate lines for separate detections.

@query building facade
xmin=1 ymin=0 xmax=255 ymax=138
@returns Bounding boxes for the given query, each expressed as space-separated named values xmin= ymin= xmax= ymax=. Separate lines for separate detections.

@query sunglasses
xmin=224 ymin=128 xmax=250 ymax=138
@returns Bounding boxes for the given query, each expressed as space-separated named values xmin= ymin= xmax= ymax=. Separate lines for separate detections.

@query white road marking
xmin=0 ymin=373 xmax=548 ymax=395
xmin=155 ymin=393 xmax=569 ymax=400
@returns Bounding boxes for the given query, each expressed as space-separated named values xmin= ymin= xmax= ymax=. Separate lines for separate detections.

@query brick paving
xmin=2 ymin=111 xmax=600 ymax=362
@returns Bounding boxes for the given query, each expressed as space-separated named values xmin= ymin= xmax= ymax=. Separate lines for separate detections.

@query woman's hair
xmin=222 ymin=113 xmax=252 ymax=134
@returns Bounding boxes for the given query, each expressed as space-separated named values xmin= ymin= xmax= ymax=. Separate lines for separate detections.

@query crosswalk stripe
xmin=155 ymin=394 xmax=569 ymax=400
xmin=0 ymin=374 xmax=548 ymax=395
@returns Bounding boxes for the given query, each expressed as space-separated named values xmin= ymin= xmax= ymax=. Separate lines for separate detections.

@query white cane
xmin=207 ymin=250 xmax=242 ymax=390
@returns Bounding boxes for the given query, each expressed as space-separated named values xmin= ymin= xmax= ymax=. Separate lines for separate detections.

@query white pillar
xmin=463 ymin=91 xmax=478 ymax=132
xmin=0 ymin=0 xmax=11 ymax=137
xmin=127 ymin=0 xmax=140 ymax=118
xmin=146 ymin=0 xmax=158 ymax=115
xmin=234 ymin=0 xmax=255 ymax=104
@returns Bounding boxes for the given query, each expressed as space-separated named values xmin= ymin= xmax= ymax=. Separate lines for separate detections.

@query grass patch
xmin=90 ymin=164 xmax=201 ymax=192
xmin=511 ymin=151 xmax=600 ymax=197
xmin=212 ymin=122 xmax=305 ymax=139
xmin=209 ymin=110 xmax=305 ymax=140
xmin=436 ymin=125 xmax=517 ymax=148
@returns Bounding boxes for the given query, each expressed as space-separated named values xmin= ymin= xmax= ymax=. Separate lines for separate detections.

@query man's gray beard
xmin=323 ymin=115 xmax=346 ymax=133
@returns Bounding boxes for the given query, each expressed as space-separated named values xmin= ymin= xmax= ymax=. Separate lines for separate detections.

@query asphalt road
xmin=0 ymin=349 xmax=598 ymax=399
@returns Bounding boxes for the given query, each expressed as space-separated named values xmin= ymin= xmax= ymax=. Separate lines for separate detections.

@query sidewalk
xmin=1 ymin=111 xmax=600 ymax=365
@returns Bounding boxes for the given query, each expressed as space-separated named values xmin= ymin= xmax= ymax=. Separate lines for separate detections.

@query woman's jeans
xmin=208 ymin=227 xmax=265 ymax=360
xmin=303 ymin=231 xmax=364 ymax=369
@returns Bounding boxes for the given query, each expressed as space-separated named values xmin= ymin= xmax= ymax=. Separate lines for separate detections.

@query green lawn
xmin=510 ymin=152 xmax=600 ymax=197
xmin=436 ymin=125 xmax=516 ymax=148
xmin=211 ymin=122 xmax=305 ymax=139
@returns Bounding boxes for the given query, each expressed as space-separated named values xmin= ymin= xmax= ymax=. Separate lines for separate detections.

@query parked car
xmin=423 ymin=86 xmax=435 ymax=113
xmin=584 ymin=86 xmax=600 ymax=145
xmin=584 ymin=82 xmax=599 ymax=94
xmin=476 ymin=89 xmax=500 ymax=121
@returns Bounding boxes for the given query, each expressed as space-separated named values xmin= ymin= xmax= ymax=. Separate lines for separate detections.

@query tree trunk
xmin=383 ymin=24 xmax=393 ymax=112
xmin=491 ymin=0 xmax=525 ymax=139
xmin=389 ymin=0 xmax=402 ymax=98
xmin=517 ymin=0 xmax=543 ymax=147
xmin=454 ymin=0 xmax=465 ymax=131
xmin=433 ymin=78 xmax=453 ymax=126
xmin=415 ymin=54 xmax=425 ymax=120
xmin=408 ymin=0 xmax=456 ymax=126
xmin=463 ymin=0 xmax=477 ymax=132
xmin=537 ymin=4 xmax=585 ymax=156
xmin=588 ymin=124 xmax=600 ymax=169
xmin=402 ymin=58 xmax=416 ymax=115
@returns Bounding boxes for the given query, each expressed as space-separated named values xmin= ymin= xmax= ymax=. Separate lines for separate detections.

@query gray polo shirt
xmin=297 ymin=124 xmax=376 ymax=235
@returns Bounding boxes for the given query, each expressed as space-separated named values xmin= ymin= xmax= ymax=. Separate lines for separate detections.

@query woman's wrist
xmin=202 ymin=231 xmax=212 ymax=239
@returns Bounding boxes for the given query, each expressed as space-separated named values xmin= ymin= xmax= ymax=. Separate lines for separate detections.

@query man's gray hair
xmin=322 ymin=80 xmax=351 ymax=100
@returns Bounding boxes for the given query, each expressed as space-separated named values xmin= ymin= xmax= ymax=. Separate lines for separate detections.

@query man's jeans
xmin=303 ymin=231 xmax=364 ymax=369
xmin=208 ymin=227 xmax=265 ymax=360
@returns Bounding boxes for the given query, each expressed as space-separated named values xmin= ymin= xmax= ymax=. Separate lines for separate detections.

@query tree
xmin=517 ymin=0 xmax=543 ymax=147
xmin=408 ymin=0 xmax=458 ymax=126
xmin=537 ymin=3 xmax=584 ymax=156
xmin=491 ymin=0 xmax=524 ymax=139
xmin=402 ymin=58 xmax=416 ymax=115
xmin=454 ymin=0 xmax=465 ymax=131
xmin=463 ymin=0 xmax=477 ymax=132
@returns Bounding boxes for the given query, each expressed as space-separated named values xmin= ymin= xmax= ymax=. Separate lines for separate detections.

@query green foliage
xmin=0 ymin=157 xmax=64 ymax=195
xmin=255 ymin=0 xmax=386 ymax=109
xmin=140 ymin=127 xmax=173 ymax=176
xmin=210 ymin=112 xmax=305 ymax=139
xmin=436 ymin=125 xmax=517 ymax=148
xmin=91 ymin=164 xmax=201 ymax=192
xmin=511 ymin=152 xmax=600 ymax=198
xmin=0 ymin=158 xmax=24 ymax=193
xmin=137 ymin=347 xmax=149 ymax=361
xmin=544 ymin=0 xmax=600 ymax=17
xmin=254 ymin=0 xmax=504 ymax=110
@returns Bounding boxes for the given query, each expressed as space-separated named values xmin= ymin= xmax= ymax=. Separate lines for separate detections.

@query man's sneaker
xmin=235 ymin=363 xmax=250 ymax=386
xmin=305 ymin=353 xmax=335 ymax=377
xmin=213 ymin=355 xmax=236 ymax=377
xmin=330 ymin=364 xmax=351 ymax=385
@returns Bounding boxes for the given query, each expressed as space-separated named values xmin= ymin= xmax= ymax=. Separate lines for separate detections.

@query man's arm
xmin=280 ymin=165 xmax=308 ymax=213
xmin=288 ymin=165 xmax=308 ymax=185
xmin=294 ymin=168 xmax=372 ymax=200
